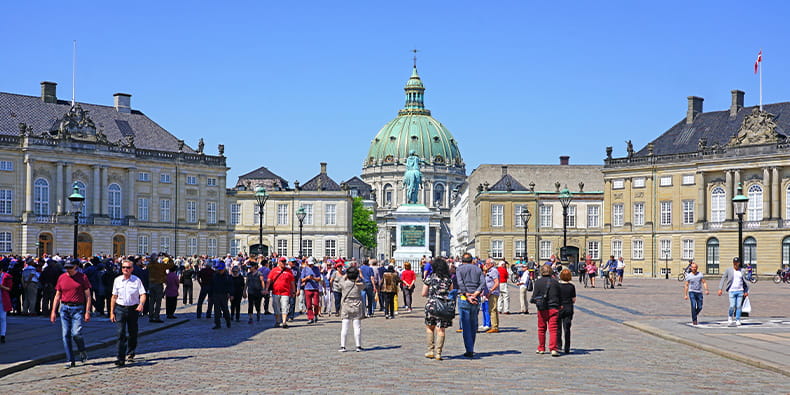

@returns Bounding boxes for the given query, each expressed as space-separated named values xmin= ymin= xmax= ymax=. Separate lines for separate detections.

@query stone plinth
xmin=392 ymin=204 xmax=433 ymax=263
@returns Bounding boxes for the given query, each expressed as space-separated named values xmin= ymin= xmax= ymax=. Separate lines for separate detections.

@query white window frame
xmin=514 ymin=204 xmax=526 ymax=227
xmin=159 ymin=173 xmax=171 ymax=183
xmin=659 ymin=239 xmax=672 ymax=259
xmin=633 ymin=202 xmax=645 ymax=226
xmin=230 ymin=203 xmax=241 ymax=225
xmin=186 ymin=200 xmax=197 ymax=223
xmin=74 ymin=181 xmax=88 ymax=216
xmin=632 ymin=239 xmax=644 ymax=260
xmin=34 ymin=178 xmax=49 ymax=216
xmin=137 ymin=197 xmax=149 ymax=221
xmin=325 ymin=204 xmax=337 ymax=225
xmin=566 ymin=205 xmax=576 ymax=228
xmin=682 ymin=200 xmax=695 ymax=224
xmin=514 ymin=239 xmax=525 ymax=258
xmin=137 ymin=235 xmax=149 ymax=255
xmin=207 ymin=177 xmax=217 ymax=187
xmin=587 ymin=241 xmax=600 ymax=260
xmin=277 ymin=204 xmax=289 ymax=225
xmin=632 ymin=177 xmax=646 ymax=188
xmin=302 ymin=204 xmax=314 ymax=225
xmin=160 ymin=236 xmax=170 ymax=254
xmin=747 ymin=184 xmax=763 ymax=221
xmin=587 ymin=205 xmax=600 ymax=228
xmin=138 ymin=172 xmax=150 ymax=182
xmin=612 ymin=179 xmax=625 ymax=189
xmin=0 ymin=189 xmax=12 ymax=215
xmin=539 ymin=240 xmax=552 ymax=260
xmin=0 ymin=231 xmax=11 ymax=252
xmin=108 ymin=183 xmax=122 ymax=219
xmin=160 ymin=199 xmax=171 ymax=223
xmin=302 ymin=239 xmax=313 ymax=256
xmin=711 ymin=187 xmax=726 ymax=223
xmin=188 ymin=237 xmax=198 ymax=255
xmin=660 ymin=201 xmax=672 ymax=226
xmin=611 ymin=239 xmax=622 ymax=259
xmin=0 ymin=160 xmax=13 ymax=171
xmin=612 ymin=203 xmax=624 ymax=227
xmin=539 ymin=205 xmax=552 ymax=228
xmin=277 ymin=239 xmax=288 ymax=256
xmin=230 ymin=239 xmax=241 ymax=255
xmin=682 ymin=239 xmax=694 ymax=260
xmin=633 ymin=267 xmax=644 ymax=275
xmin=491 ymin=204 xmax=504 ymax=227
xmin=207 ymin=238 xmax=218 ymax=256
xmin=659 ymin=175 xmax=672 ymax=186
xmin=186 ymin=175 xmax=197 ymax=185
xmin=324 ymin=239 xmax=336 ymax=257
xmin=682 ymin=174 xmax=695 ymax=185
xmin=491 ymin=240 xmax=504 ymax=258
xmin=207 ymin=201 xmax=217 ymax=224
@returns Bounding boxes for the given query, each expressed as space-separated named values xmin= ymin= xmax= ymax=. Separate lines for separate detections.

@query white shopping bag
xmin=741 ymin=296 xmax=752 ymax=314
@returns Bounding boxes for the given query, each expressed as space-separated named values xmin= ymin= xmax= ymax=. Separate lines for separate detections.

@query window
xmin=514 ymin=205 xmax=526 ymax=227
xmin=632 ymin=239 xmax=644 ymax=259
xmin=186 ymin=175 xmax=197 ymax=185
xmin=514 ymin=239 xmax=525 ymax=258
xmin=302 ymin=239 xmax=313 ymax=256
xmin=138 ymin=235 xmax=149 ymax=255
xmin=108 ymin=183 xmax=122 ymax=219
xmin=160 ymin=236 xmax=170 ymax=254
xmin=188 ymin=237 xmax=198 ymax=255
xmin=207 ymin=238 xmax=217 ymax=256
xmin=137 ymin=197 xmax=149 ymax=221
xmin=434 ymin=183 xmax=445 ymax=207
xmin=74 ymin=181 xmax=88 ymax=216
xmin=612 ymin=179 xmax=624 ymax=189
xmin=160 ymin=199 xmax=171 ymax=222
xmin=633 ymin=177 xmax=645 ymax=188
xmin=743 ymin=237 xmax=757 ymax=270
xmin=230 ymin=204 xmax=241 ymax=225
xmin=633 ymin=202 xmax=645 ymax=226
xmin=0 ymin=232 xmax=11 ymax=252
xmin=706 ymin=238 xmax=720 ymax=274
xmin=539 ymin=240 xmax=552 ymax=260
xmin=660 ymin=267 xmax=672 ymax=275
xmin=253 ymin=204 xmax=264 ymax=225
xmin=186 ymin=200 xmax=197 ymax=223
xmin=207 ymin=177 xmax=217 ymax=186
xmin=277 ymin=239 xmax=288 ymax=256
xmin=786 ymin=186 xmax=790 ymax=220
xmin=587 ymin=205 xmax=600 ymax=228
xmin=491 ymin=205 xmax=504 ymax=227
xmin=491 ymin=240 xmax=503 ymax=258
xmin=383 ymin=184 xmax=393 ymax=206
xmin=783 ymin=237 xmax=790 ymax=267
xmin=0 ymin=189 xmax=12 ymax=215
xmin=302 ymin=204 xmax=313 ymax=225
xmin=230 ymin=239 xmax=241 ymax=256
xmin=324 ymin=239 xmax=336 ymax=257
xmin=682 ymin=200 xmax=695 ymax=224
xmin=325 ymin=204 xmax=336 ymax=225
xmin=682 ymin=239 xmax=694 ymax=260
xmin=747 ymin=185 xmax=763 ymax=221
xmin=611 ymin=239 xmax=622 ymax=259
xmin=711 ymin=187 xmax=726 ymax=223
xmin=632 ymin=267 xmax=644 ymax=275
xmin=207 ymin=202 xmax=217 ymax=224
xmin=277 ymin=204 xmax=288 ymax=225
xmin=659 ymin=175 xmax=672 ymax=186
xmin=34 ymin=178 xmax=49 ymax=215
xmin=612 ymin=203 xmax=624 ymax=227
xmin=682 ymin=174 xmax=695 ymax=185
xmin=566 ymin=205 xmax=576 ymax=227
xmin=539 ymin=205 xmax=552 ymax=227
xmin=660 ymin=201 xmax=672 ymax=225
xmin=0 ymin=160 xmax=13 ymax=171
xmin=587 ymin=241 xmax=600 ymax=260
xmin=659 ymin=239 xmax=671 ymax=259
xmin=160 ymin=173 xmax=171 ymax=183
xmin=138 ymin=172 xmax=150 ymax=182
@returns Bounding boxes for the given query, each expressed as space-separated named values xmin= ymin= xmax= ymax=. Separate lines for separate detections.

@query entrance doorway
xmin=249 ymin=244 xmax=269 ymax=256
xmin=561 ymin=246 xmax=579 ymax=264
xmin=77 ymin=233 xmax=92 ymax=258
xmin=38 ymin=233 xmax=53 ymax=256
xmin=113 ymin=235 xmax=126 ymax=257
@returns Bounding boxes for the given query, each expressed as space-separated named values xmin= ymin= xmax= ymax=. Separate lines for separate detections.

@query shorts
xmin=616 ymin=269 xmax=624 ymax=277
xmin=271 ymin=294 xmax=290 ymax=316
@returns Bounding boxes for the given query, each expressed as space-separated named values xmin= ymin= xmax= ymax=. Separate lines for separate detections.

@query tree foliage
xmin=352 ymin=197 xmax=377 ymax=250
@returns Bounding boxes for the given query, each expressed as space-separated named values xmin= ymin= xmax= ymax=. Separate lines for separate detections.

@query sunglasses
xmin=122 ymin=266 xmax=133 ymax=269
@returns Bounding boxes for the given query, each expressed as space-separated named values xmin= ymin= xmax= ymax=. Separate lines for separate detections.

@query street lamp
xmin=519 ymin=207 xmax=532 ymax=261
xmin=732 ymin=183 xmax=749 ymax=264
xmin=662 ymin=248 xmax=670 ymax=279
xmin=254 ymin=186 xmax=269 ymax=256
xmin=558 ymin=187 xmax=573 ymax=261
xmin=67 ymin=182 xmax=85 ymax=259
xmin=296 ymin=207 xmax=306 ymax=257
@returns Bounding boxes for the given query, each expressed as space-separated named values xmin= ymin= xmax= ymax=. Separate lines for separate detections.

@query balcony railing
xmin=745 ymin=221 xmax=761 ymax=230
xmin=110 ymin=218 xmax=129 ymax=226
xmin=35 ymin=215 xmax=56 ymax=224
xmin=78 ymin=216 xmax=94 ymax=225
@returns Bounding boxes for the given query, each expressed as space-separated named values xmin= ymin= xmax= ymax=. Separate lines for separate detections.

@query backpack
xmin=530 ymin=280 xmax=551 ymax=310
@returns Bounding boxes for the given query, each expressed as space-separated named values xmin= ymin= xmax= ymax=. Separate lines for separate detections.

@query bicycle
xmin=677 ymin=272 xmax=687 ymax=282
xmin=744 ymin=267 xmax=758 ymax=284
xmin=773 ymin=269 xmax=790 ymax=284
xmin=603 ymin=271 xmax=615 ymax=289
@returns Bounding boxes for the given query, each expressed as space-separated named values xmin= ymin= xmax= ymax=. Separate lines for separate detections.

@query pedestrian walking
xmin=21 ymin=260 xmax=39 ymax=316
xmin=164 ymin=267 xmax=179 ymax=319
xmin=381 ymin=265 xmax=400 ymax=319
xmin=196 ymin=262 xmax=214 ymax=319
xmin=455 ymin=253 xmax=486 ymax=358
xmin=268 ymin=257 xmax=295 ymax=328
xmin=330 ymin=263 xmax=345 ymax=316
xmin=717 ymin=257 xmax=749 ymax=326
xmin=230 ymin=266 xmax=245 ymax=322
xmin=246 ymin=262 xmax=264 ymax=323
xmin=422 ymin=258 xmax=453 ymax=360
xmin=516 ymin=266 xmax=532 ymax=314
xmin=211 ymin=261 xmax=233 ymax=329
xmin=109 ymin=260 xmax=147 ymax=367
xmin=556 ymin=269 xmax=576 ymax=354
xmin=147 ymin=255 xmax=174 ymax=323
xmin=0 ymin=263 xmax=12 ymax=344
xmin=300 ymin=258 xmax=321 ymax=324
xmin=532 ymin=264 xmax=561 ymax=356
xmin=50 ymin=259 xmax=92 ymax=368
xmin=338 ymin=266 xmax=365 ymax=352
xmin=400 ymin=262 xmax=416 ymax=312
xmin=180 ymin=263 xmax=194 ymax=305
xmin=496 ymin=261 xmax=510 ymax=314
xmin=586 ymin=260 xmax=597 ymax=288
xmin=683 ymin=262 xmax=709 ymax=325
xmin=484 ymin=259 xmax=500 ymax=333
xmin=616 ymin=257 xmax=626 ymax=286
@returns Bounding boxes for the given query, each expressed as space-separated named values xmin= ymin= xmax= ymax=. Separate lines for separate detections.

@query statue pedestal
xmin=392 ymin=204 xmax=433 ymax=264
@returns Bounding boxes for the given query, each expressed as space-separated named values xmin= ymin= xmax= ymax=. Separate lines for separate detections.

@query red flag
xmin=754 ymin=50 xmax=762 ymax=74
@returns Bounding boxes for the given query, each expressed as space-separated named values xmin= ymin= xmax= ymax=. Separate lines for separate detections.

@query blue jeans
xmin=361 ymin=283 xmax=375 ymax=316
xmin=688 ymin=292 xmax=703 ymax=322
xmin=458 ymin=298 xmax=480 ymax=353
xmin=728 ymin=290 xmax=744 ymax=320
xmin=60 ymin=305 xmax=86 ymax=363
xmin=481 ymin=300 xmax=491 ymax=327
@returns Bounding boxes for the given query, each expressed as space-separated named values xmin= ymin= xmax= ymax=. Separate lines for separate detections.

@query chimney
xmin=113 ymin=93 xmax=132 ymax=113
xmin=730 ymin=90 xmax=744 ymax=118
xmin=686 ymin=96 xmax=703 ymax=124
xmin=40 ymin=81 xmax=57 ymax=103
xmin=559 ymin=156 xmax=570 ymax=165
xmin=320 ymin=162 xmax=327 ymax=174
xmin=501 ymin=165 xmax=508 ymax=176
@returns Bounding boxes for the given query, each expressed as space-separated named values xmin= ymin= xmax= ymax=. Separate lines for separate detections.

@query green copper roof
xmin=365 ymin=67 xmax=463 ymax=168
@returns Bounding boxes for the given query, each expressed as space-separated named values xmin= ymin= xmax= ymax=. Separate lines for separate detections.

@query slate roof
xmin=344 ymin=176 xmax=372 ymax=199
xmin=301 ymin=173 xmax=341 ymax=191
xmin=0 ymin=92 xmax=197 ymax=153
xmin=489 ymin=174 xmax=528 ymax=192
xmin=635 ymin=102 xmax=790 ymax=157
xmin=235 ymin=166 xmax=289 ymax=188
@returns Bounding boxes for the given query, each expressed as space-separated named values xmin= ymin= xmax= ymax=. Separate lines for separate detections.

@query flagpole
xmin=759 ymin=49 xmax=763 ymax=111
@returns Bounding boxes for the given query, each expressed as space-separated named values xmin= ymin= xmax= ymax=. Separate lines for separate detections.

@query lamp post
xmin=519 ymin=207 xmax=532 ymax=261
xmin=558 ymin=187 xmax=573 ymax=261
xmin=296 ymin=207 xmax=306 ymax=257
xmin=67 ymin=182 xmax=85 ymax=259
xmin=254 ymin=186 xmax=269 ymax=256
xmin=662 ymin=248 xmax=670 ymax=279
xmin=732 ymin=183 xmax=749 ymax=264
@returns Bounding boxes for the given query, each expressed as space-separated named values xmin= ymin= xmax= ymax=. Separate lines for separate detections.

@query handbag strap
xmin=269 ymin=268 xmax=285 ymax=288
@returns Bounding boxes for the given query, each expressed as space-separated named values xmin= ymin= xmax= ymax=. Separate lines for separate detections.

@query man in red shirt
xmin=496 ymin=261 xmax=510 ymax=314
xmin=268 ymin=257 xmax=295 ymax=329
xmin=50 ymin=259 xmax=92 ymax=369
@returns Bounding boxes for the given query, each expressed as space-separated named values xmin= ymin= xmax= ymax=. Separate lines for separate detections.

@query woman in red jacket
xmin=0 ymin=263 xmax=13 ymax=343
xmin=400 ymin=262 xmax=416 ymax=312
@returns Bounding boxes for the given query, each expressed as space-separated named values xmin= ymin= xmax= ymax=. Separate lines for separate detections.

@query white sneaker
xmin=727 ymin=317 xmax=733 ymax=325
xmin=478 ymin=326 xmax=490 ymax=331
xmin=735 ymin=320 xmax=742 ymax=326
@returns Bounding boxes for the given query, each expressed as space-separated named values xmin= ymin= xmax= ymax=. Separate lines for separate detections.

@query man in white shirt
xmin=616 ymin=257 xmax=626 ymax=286
xmin=110 ymin=260 xmax=147 ymax=367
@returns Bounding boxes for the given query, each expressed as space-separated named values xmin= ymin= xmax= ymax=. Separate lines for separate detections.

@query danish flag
xmin=754 ymin=50 xmax=762 ymax=74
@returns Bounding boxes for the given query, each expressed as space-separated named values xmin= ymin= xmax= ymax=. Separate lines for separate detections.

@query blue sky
xmin=3 ymin=1 xmax=788 ymax=186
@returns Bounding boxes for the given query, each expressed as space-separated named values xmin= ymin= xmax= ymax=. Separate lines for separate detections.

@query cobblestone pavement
xmin=0 ymin=278 xmax=788 ymax=394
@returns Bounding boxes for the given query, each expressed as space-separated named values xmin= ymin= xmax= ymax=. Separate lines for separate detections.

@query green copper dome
xmin=365 ymin=67 xmax=463 ymax=168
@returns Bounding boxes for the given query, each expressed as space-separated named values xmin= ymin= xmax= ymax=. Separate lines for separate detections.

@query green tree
xmin=352 ymin=197 xmax=377 ymax=250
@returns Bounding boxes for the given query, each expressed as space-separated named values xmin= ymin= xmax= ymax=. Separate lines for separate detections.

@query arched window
xmin=434 ymin=183 xmax=445 ymax=207
xmin=782 ymin=236 xmax=790 ymax=267
xmin=743 ymin=236 xmax=757 ymax=270
xmin=706 ymin=238 xmax=720 ymax=274
xmin=33 ymin=178 xmax=49 ymax=216
xmin=74 ymin=181 xmax=88 ymax=217
xmin=710 ymin=187 xmax=726 ymax=223
xmin=786 ymin=185 xmax=790 ymax=220
xmin=108 ymin=183 xmax=122 ymax=219
xmin=383 ymin=184 xmax=393 ymax=206
xmin=747 ymin=185 xmax=763 ymax=221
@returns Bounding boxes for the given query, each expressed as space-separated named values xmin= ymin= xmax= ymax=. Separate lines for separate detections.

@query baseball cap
xmin=279 ymin=257 xmax=287 ymax=262
xmin=732 ymin=257 xmax=740 ymax=263
xmin=215 ymin=261 xmax=226 ymax=271
xmin=64 ymin=259 xmax=77 ymax=268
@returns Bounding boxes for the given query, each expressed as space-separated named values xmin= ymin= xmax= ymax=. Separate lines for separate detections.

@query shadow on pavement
xmin=563 ymin=348 xmax=604 ymax=355
xmin=362 ymin=345 xmax=402 ymax=351
xmin=465 ymin=349 xmax=522 ymax=359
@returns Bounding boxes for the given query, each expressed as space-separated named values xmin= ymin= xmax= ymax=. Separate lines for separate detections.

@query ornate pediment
xmin=728 ymin=108 xmax=781 ymax=146
xmin=48 ymin=104 xmax=109 ymax=144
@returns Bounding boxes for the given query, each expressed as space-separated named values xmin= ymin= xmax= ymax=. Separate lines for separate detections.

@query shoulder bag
xmin=530 ymin=280 xmax=550 ymax=310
